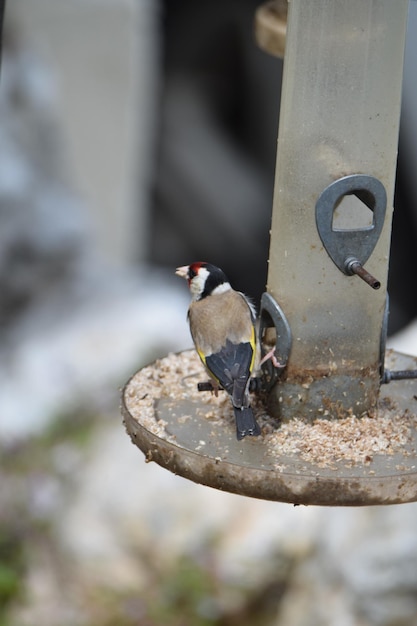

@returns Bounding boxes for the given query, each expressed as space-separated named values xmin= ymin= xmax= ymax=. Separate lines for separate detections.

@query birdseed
xmin=123 ymin=350 xmax=417 ymax=470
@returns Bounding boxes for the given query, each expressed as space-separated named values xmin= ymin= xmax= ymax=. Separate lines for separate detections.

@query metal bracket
xmin=259 ymin=292 xmax=292 ymax=390
xmin=381 ymin=368 xmax=417 ymax=384
xmin=315 ymin=174 xmax=387 ymax=289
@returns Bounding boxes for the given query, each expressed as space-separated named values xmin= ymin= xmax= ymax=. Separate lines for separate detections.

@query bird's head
xmin=176 ymin=262 xmax=231 ymax=301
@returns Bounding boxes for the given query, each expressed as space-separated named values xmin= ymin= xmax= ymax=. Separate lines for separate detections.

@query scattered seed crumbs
xmin=124 ymin=351 xmax=417 ymax=469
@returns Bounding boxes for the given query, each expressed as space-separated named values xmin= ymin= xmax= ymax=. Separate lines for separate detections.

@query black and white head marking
xmin=189 ymin=263 xmax=231 ymax=301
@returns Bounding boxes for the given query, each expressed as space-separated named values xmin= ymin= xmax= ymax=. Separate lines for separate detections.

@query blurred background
xmin=2 ymin=1 xmax=417 ymax=624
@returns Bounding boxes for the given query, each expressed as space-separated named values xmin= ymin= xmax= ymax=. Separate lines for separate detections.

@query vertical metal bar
xmin=266 ymin=0 xmax=409 ymax=419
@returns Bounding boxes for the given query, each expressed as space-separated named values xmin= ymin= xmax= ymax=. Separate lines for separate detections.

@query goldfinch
xmin=176 ymin=262 xmax=261 ymax=440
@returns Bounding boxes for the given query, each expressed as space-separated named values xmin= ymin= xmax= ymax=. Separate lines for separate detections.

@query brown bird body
xmin=188 ymin=289 xmax=254 ymax=358
xmin=176 ymin=262 xmax=261 ymax=440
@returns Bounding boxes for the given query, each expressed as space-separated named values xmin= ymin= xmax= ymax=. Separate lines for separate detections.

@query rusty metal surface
xmin=121 ymin=350 xmax=417 ymax=506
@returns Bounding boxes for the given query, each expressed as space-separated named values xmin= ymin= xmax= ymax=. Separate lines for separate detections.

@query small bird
xmin=176 ymin=262 xmax=261 ymax=440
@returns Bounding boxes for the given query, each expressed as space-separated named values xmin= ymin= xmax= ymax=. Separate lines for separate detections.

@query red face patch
xmin=187 ymin=262 xmax=206 ymax=284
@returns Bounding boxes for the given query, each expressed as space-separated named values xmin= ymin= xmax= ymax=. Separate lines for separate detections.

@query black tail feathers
xmin=233 ymin=406 xmax=261 ymax=440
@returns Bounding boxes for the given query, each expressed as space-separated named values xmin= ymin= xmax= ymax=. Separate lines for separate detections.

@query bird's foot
xmin=259 ymin=347 xmax=286 ymax=369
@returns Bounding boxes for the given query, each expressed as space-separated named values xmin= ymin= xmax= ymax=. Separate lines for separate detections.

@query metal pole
xmin=263 ymin=0 xmax=409 ymax=420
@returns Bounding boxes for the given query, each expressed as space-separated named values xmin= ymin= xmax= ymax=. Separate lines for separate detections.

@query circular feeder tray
xmin=121 ymin=350 xmax=417 ymax=506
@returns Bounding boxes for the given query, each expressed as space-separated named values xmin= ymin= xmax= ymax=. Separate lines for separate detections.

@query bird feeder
xmin=122 ymin=0 xmax=417 ymax=506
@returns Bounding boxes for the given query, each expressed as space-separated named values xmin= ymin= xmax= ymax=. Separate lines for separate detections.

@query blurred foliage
xmin=0 ymin=410 xmax=98 ymax=625
xmin=1 ymin=409 xmax=97 ymax=475
xmin=0 ymin=410 xmax=296 ymax=626
xmin=0 ymin=528 xmax=26 ymax=620
xmin=82 ymin=550 xmax=294 ymax=626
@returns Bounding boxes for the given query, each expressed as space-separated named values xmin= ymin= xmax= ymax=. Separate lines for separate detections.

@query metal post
xmin=263 ymin=0 xmax=409 ymax=420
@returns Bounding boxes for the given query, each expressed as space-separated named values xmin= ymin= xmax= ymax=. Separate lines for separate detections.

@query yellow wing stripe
xmin=249 ymin=324 xmax=256 ymax=372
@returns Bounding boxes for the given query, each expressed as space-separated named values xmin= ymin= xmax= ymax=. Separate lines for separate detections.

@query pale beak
xmin=175 ymin=265 xmax=189 ymax=279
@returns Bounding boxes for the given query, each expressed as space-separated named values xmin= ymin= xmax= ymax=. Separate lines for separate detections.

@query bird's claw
xmin=259 ymin=347 xmax=286 ymax=369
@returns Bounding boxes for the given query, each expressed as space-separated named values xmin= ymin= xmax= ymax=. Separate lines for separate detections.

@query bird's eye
xmin=188 ymin=267 xmax=197 ymax=279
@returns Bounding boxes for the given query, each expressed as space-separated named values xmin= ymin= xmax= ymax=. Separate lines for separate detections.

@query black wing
xmin=205 ymin=340 xmax=253 ymax=408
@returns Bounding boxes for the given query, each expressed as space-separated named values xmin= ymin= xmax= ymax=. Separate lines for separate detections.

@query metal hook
xmin=258 ymin=292 xmax=292 ymax=390
xmin=315 ymin=174 xmax=387 ymax=289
